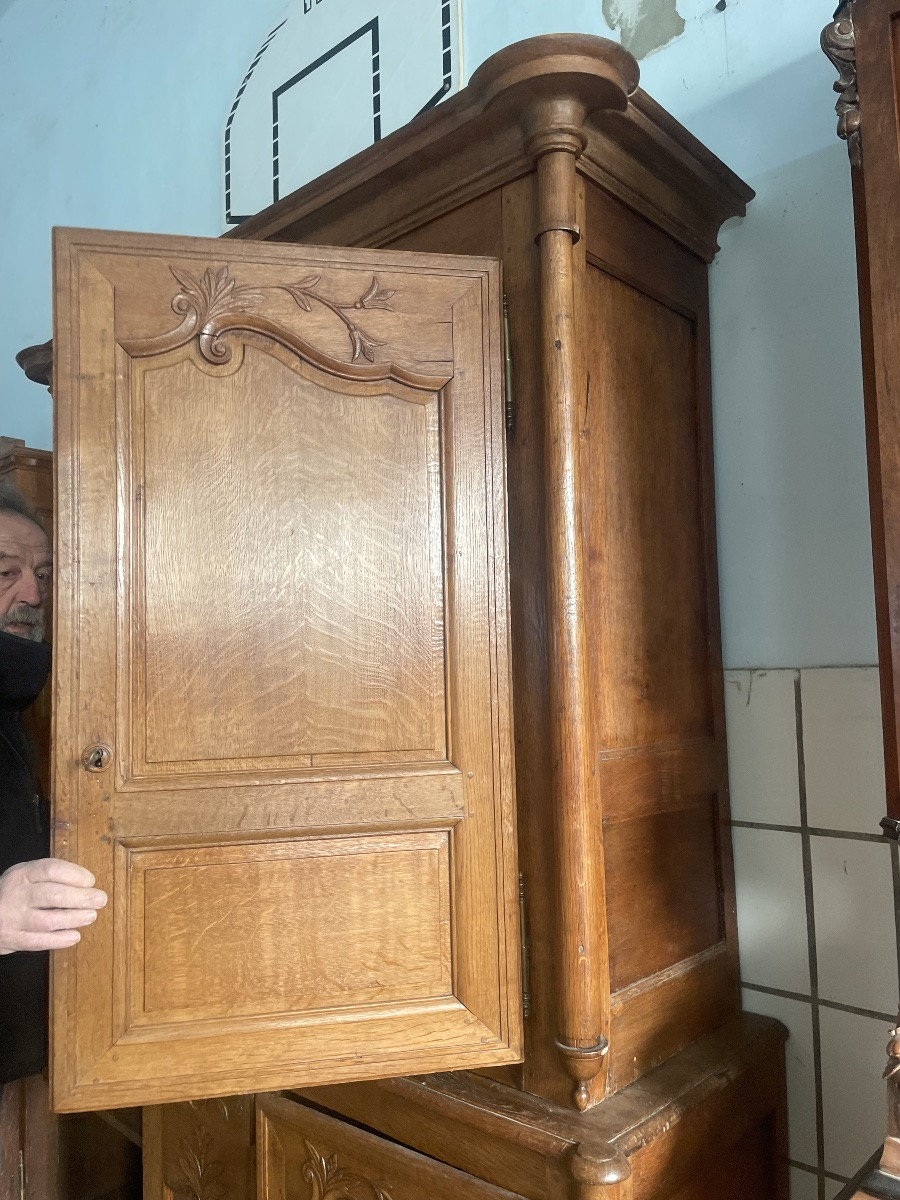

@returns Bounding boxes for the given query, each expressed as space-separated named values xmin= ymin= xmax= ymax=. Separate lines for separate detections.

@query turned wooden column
xmin=528 ymin=107 xmax=611 ymax=1111
xmin=466 ymin=35 xmax=639 ymax=1112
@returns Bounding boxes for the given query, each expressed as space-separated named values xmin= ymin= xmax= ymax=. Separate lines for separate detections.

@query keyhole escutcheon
xmin=83 ymin=743 xmax=112 ymax=772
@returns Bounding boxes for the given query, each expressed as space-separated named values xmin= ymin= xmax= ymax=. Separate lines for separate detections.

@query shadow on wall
xmin=602 ymin=0 xmax=685 ymax=60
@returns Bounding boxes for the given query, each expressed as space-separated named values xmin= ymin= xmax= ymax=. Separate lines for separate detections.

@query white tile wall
xmin=819 ymin=1007 xmax=892 ymax=1178
xmin=742 ymin=988 xmax=818 ymax=1165
xmin=725 ymin=668 xmax=801 ymax=825
xmin=733 ymin=825 xmax=811 ymax=993
xmin=812 ymin=837 xmax=898 ymax=1015
xmin=802 ymin=667 xmax=887 ymax=834
xmin=727 ymin=664 xmax=899 ymax=1192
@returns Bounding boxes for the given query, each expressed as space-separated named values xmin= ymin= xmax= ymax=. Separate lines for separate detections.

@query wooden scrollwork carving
xmin=301 ymin=1139 xmax=395 ymax=1200
xmin=821 ymin=1 xmax=861 ymax=168
xmin=122 ymin=265 xmax=394 ymax=366
xmin=119 ymin=264 xmax=448 ymax=392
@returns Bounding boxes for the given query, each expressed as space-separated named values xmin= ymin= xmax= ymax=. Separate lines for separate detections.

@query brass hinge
xmin=503 ymin=294 xmax=515 ymax=436
xmin=519 ymin=871 xmax=531 ymax=1019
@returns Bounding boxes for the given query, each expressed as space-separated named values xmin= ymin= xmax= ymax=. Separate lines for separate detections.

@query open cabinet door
xmin=50 ymin=228 xmax=520 ymax=1111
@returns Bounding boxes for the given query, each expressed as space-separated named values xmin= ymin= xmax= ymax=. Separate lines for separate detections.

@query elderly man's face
xmin=0 ymin=512 xmax=51 ymax=642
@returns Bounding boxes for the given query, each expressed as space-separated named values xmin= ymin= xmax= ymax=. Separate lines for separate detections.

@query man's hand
xmin=0 ymin=858 xmax=107 ymax=954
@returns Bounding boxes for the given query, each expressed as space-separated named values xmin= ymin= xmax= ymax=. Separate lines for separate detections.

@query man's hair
xmin=0 ymin=483 xmax=44 ymax=532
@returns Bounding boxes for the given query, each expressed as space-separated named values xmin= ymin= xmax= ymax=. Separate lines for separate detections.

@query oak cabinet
xmin=232 ymin=30 xmax=757 ymax=1118
xmin=230 ymin=31 xmax=788 ymax=1198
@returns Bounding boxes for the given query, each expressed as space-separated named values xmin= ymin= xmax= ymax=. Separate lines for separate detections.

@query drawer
xmin=257 ymin=1093 xmax=526 ymax=1200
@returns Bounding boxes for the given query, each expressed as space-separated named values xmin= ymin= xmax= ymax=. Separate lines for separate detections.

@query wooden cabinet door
xmin=50 ymin=228 xmax=520 ymax=1111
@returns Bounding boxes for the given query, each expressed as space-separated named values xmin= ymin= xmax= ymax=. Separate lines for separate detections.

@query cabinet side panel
xmin=580 ymin=266 xmax=712 ymax=750
xmin=579 ymin=184 xmax=738 ymax=1089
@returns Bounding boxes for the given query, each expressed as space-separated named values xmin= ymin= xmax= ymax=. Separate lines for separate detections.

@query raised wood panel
xmin=605 ymin=801 xmax=723 ymax=992
xmin=580 ymin=264 xmax=713 ymax=751
xmin=607 ymin=947 xmax=734 ymax=1091
xmin=121 ymin=832 xmax=450 ymax=1029
xmin=257 ymin=1093 xmax=527 ymax=1200
xmin=599 ymin=738 xmax=719 ymax=825
xmin=51 ymin=228 xmax=521 ymax=1111
xmin=132 ymin=350 xmax=445 ymax=772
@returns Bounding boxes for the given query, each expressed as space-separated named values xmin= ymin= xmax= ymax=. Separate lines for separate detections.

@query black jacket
xmin=0 ymin=630 xmax=51 ymax=1085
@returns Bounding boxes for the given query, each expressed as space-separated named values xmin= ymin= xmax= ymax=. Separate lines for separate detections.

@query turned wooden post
xmin=469 ymin=35 xmax=639 ymax=1111
xmin=529 ymin=108 xmax=611 ymax=1111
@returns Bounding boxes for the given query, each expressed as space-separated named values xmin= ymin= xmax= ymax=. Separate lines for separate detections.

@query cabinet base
xmin=296 ymin=1012 xmax=788 ymax=1200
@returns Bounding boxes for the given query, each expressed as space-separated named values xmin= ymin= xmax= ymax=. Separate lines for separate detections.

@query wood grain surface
xmin=51 ymin=229 xmax=520 ymax=1110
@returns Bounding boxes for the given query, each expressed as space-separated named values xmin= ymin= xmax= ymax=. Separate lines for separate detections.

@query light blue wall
xmin=0 ymin=0 xmax=877 ymax=668
xmin=0 ymin=0 xmax=286 ymax=448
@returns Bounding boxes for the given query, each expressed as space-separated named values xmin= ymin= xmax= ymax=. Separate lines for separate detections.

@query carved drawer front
xmin=257 ymin=1093 xmax=525 ymax=1200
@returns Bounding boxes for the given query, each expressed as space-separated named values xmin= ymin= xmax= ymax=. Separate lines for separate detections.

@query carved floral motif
xmin=821 ymin=1 xmax=861 ymax=167
xmin=301 ymin=1139 xmax=395 ymax=1200
xmin=168 ymin=1127 xmax=227 ymax=1200
xmin=126 ymin=264 xmax=394 ymax=366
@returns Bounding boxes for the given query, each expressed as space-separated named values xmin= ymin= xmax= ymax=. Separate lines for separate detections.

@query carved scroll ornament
xmin=301 ymin=1140 xmax=395 ymax=1200
xmin=821 ymin=1 xmax=861 ymax=168
xmin=122 ymin=264 xmax=395 ymax=368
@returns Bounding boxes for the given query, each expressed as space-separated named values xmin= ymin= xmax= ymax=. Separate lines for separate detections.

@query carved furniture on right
xmin=823 ymin=1 xmax=900 ymax=1196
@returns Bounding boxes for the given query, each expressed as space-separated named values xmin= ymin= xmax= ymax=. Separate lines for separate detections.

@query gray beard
xmin=0 ymin=602 xmax=44 ymax=642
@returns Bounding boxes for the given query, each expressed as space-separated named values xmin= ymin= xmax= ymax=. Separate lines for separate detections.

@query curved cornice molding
xmin=229 ymin=33 xmax=752 ymax=264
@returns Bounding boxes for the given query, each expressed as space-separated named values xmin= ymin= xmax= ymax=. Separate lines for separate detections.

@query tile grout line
xmin=795 ymin=671 xmax=827 ymax=1200
xmin=729 ymin=819 xmax=887 ymax=843
xmin=742 ymin=980 xmax=897 ymax=1024
xmin=788 ymin=1158 xmax=850 ymax=1185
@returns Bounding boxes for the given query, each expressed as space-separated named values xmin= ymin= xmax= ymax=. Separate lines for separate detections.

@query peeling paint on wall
xmin=601 ymin=0 xmax=685 ymax=60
